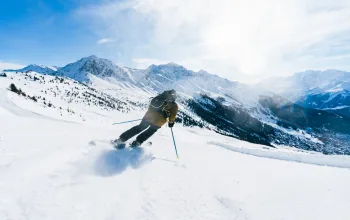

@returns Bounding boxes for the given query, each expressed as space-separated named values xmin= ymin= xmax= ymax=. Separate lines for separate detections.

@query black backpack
xmin=149 ymin=90 xmax=176 ymax=113
xmin=149 ymin=93 xmax=167 ymax=112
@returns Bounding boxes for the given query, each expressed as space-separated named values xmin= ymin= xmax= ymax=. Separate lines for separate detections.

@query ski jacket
xmin=143 ymin=101 xmax=178 ymax=127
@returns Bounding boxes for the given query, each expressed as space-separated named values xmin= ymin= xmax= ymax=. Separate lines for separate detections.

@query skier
xmin=112 ymin=89 xmax=178 ymax=149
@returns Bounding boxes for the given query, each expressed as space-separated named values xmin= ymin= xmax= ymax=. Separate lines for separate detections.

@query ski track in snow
xmin=210 ymin=141 xmax=350 ymax=169
xmin=0 ymin=89 xmax=49 ymax=118
xmin=0 ymin=89 xmax=76 ymax=124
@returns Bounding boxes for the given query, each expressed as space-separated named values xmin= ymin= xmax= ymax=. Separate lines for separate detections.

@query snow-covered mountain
xmin=5 ymin=56 xmax=350 ymax=155
xmin=259 ymin=70 xmax=350 ymax=118
xmin=259 ymin=70 xmax=350 ymax=99
xmin=140 ymin=63 xmax=253 ymax=106
xmin=297 ymin=89 xmax=350 ymax=117
xmin=54 ymin=56 xmax=248 ymax=103
xmin=5 ymin=64 xmax=59 ymax=75
xmin=54 ymin=55 xmax=138 ymax=83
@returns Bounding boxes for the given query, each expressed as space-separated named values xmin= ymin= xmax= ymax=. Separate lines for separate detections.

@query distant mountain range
xmin=5 ymin=56 xmax=350 ymax=154
xmin=258 ymin=69 xmax=350 ymax=118
xmin=5 ymin=64 xmax=60 ymax=75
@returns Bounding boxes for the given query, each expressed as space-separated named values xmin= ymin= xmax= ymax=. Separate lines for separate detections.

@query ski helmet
xmin=164 ymin=89 xmax=177 ymax=101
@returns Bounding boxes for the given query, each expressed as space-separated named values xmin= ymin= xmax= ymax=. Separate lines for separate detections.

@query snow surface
xmin=1 ymin=72 xmax=350 ymax=220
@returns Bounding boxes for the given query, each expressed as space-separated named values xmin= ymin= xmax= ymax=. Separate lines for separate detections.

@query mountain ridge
xmin=258 ymin=69 xmax=350 ymax=118
xmin=5 ymin=64 xmax=59 ymax=75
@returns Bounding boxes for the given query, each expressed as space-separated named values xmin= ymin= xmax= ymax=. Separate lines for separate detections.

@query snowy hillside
xmin=1 ymin=70 xmax=350 ymax=220
xmin=0 ymin=72 xmax=147 ymax=124
xmin=6 ymin=56 xmax=350 ymax=155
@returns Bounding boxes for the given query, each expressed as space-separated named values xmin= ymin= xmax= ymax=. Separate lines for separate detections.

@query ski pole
xmin=170 ymin=127 xmax=179 ymax=159
xmin=112 ymin=119 xmax=142 ymax=125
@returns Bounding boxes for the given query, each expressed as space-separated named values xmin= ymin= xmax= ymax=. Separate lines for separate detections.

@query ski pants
xmin=119 ymin=120 xmax=160 ymax=144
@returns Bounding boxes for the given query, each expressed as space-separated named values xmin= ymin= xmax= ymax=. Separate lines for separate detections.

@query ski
xmin=89 ymin=139 xmax=152 ymax=149
xmin=114 ymin=141 xmax=152 ymax=150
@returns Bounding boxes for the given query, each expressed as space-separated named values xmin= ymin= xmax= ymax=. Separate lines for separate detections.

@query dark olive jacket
xmin=143 ymin=101 xmax=178 ymax=127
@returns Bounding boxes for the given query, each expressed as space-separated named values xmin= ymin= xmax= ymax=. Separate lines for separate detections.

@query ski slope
xmin=1 ymin=90 xmax=350 ymax=220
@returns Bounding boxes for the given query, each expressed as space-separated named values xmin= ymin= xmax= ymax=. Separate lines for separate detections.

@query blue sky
xmin=1 ymin=0 xmax=350 ymax=83
xmin=0 ymin=0 xmax=102 ymax=66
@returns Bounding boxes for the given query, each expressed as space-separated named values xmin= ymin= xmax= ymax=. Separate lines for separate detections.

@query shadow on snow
xmin=94 ymin=147 xmax=154 ymax=176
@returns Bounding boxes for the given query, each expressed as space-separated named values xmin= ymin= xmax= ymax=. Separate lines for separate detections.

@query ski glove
xmin=168 ymin=121 xmax=174 ymax=128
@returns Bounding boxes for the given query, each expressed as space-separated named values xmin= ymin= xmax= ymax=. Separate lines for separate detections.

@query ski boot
xmin=129 ymin=140 xmax=141 ymax=148
xmin=111 ymin=138 xmax=126 ymax=149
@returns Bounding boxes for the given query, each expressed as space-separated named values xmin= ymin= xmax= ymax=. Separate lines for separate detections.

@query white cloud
xmin=0 ymin=61 xmax=25 ymax=71
xmin=78 ymin=0 xmax=350 ymax=83
xmin=97 ymin=38 xmax=113 ymax=45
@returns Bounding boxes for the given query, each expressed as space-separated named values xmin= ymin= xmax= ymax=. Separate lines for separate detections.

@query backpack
xmin=149 ymin=93 xmax=167 ymax=112
xmin=149 ymin=90 xmax=177 ymax=113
